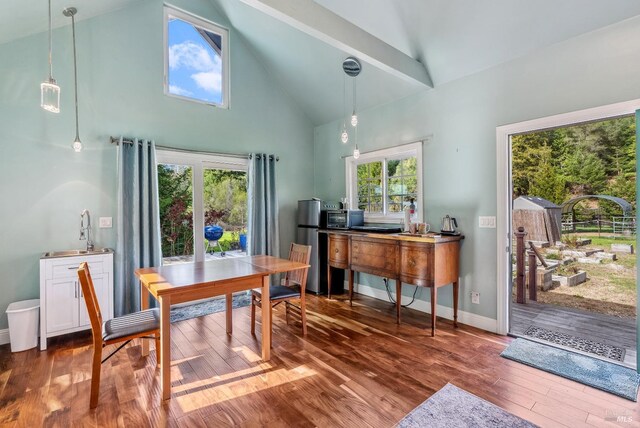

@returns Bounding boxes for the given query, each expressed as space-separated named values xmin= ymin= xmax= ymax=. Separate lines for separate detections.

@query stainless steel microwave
xmin=322 ymin=209 xmax=364 ymax=229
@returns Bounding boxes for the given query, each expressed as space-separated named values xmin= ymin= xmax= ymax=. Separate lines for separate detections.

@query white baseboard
xmin=345 ymin=282 xmax=498 ymax=333
xmin=0 ymin=328 xmax=10 ymax=345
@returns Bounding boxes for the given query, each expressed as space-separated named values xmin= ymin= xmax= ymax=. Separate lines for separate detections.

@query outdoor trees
xmin=158 ymin=165 xmax=248 ymax=257
xmin=512 ymin=116 xmax=636 ymax=214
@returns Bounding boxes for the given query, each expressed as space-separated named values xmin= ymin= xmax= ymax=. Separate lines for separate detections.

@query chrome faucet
xmin=80 ymin=209 xmax=94 ymax=251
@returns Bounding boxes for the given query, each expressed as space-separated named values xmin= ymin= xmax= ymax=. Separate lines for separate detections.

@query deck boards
xmin=511 ymin=301 xmax=636 ymax=368
xmin=0 ymin=293 xmax=638 ymax=427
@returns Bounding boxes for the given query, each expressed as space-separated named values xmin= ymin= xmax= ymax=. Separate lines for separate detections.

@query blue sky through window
xmin=167 ymin=17 xmax=223 ymax=104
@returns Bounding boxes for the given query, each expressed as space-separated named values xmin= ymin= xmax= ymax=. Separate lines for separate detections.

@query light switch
xmin=479 ymin=216 xmax=496 ymax=228
xmin=99 ymin=217 xmax=113 ymax=228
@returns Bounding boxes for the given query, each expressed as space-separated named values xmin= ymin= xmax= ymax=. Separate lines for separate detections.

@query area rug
xmin=523 ymin=325 xmax=625 ymax=362
xmin=170 ymin=293 xmax=251 ymax=323
xmin=396 ymin=383 xmax=537 ymax=428
xmin=501 ymin=338 xmax=640 ymax=401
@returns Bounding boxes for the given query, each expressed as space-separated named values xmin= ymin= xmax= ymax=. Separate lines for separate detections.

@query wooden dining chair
xmin=77 ymin=262 xmax=161 ymax=409
xmin=251 ymin=243 xmax=312 ymax=336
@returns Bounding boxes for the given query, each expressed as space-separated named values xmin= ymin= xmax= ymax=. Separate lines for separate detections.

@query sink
xmin=42 ymin=248 xmax=113 ymax=258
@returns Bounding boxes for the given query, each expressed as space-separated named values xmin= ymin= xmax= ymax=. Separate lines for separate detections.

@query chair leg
xmin=250 ymin=294 xmax=256 ymax=335
xmin=285 ymin=302 xmax=289 ymax=325
xmin=270 ymin=303 xmax=273 ymax=348
xmin=155 ymin=333 xmax=161 ymax=368
xmin=89 ymin=343 xmax=102 ymax=409
xmin=300 ymin=293 xmax=307 ymax=336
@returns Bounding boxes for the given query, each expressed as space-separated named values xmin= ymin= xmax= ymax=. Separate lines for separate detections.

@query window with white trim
xmin=164 ymin=5 xmax=230 ymax=108
xmin=345 ymin=142 xmax=423 ymax=222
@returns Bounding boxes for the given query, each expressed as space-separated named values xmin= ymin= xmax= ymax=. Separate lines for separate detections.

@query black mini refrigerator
xmin=296 ymin=200 xmax=344 ymax=294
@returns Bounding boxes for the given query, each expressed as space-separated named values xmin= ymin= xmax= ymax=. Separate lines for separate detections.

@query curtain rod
xmin=109 ymin=136 xmax=278 ymax=161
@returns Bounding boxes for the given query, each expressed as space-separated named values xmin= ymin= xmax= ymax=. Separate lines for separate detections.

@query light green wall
xmin=0 ymin=0 xmax=314 ymax=329
xmin=314 ymin=15 xmax=640 ymax=322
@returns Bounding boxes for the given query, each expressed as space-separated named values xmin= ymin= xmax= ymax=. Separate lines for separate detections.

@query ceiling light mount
xmin=342 ymin=57 xmax=361 ymax=77
xmin=62 ymin=6 xmax=77 ymax=17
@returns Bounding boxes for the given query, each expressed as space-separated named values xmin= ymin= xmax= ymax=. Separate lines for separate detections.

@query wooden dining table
xmin=135 ymin=255 xmax=309 ymax=400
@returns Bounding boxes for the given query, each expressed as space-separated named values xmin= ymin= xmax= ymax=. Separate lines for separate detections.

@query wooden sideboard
xmin=321 ymin=230 xmax=463 ymax=336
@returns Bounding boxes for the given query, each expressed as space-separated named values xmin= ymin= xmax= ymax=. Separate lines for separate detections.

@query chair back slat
xmin=284 ymin=243 xmax=311 ymax=287
xmin=77 ymin=262 xmax=103 ymax=343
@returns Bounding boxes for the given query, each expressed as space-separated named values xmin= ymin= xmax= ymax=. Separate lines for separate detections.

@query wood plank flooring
xmin=512 ymin=301 xmax=637 ymax=368
xmin=0 ymin=293 xmax=638 ymax=427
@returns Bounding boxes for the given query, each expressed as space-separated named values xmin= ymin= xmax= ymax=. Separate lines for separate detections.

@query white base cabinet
xmin=39 ymin=252 xmax=114 ymax=350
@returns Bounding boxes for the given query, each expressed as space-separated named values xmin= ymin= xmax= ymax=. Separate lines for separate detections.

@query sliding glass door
xmin=156 ymin=150 xmax=248 ymax=265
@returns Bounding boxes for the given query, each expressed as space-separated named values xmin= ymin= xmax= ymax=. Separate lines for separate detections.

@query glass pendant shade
xmin=353 ymin=146 xmax=360 ymax=159
xmin=341 ymin=128 xmax=349 ymax=144
xmin=41 ymin=79 xmax=61 ymax=113
xmin=351 ymin=113 xmax=358 ymax=127
xmin=72 ymin=137 xmax=82 ymax=152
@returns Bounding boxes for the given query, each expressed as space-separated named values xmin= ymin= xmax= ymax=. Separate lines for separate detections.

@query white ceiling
xmin=2 ymin=0 xmax=640 ymax=126
xmin=0 ymin=0 xmax=137 ymax=45
xmin=313 ymin=0 xmax=640 ymax=86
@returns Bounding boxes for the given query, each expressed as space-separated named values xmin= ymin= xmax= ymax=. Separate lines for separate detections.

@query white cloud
xmin=169 ymin=41 xmax=214 ymax=71
xmin=191 ymin=71 xmax=222 ymax=93
xmin=168 ymin=85 xmax=193 ymax=97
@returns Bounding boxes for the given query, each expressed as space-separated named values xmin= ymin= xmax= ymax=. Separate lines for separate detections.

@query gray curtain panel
xmin=115 ymin=137 xmax=162 ymax=316
xmin=247 ymin=153 xmax=280 ymax=257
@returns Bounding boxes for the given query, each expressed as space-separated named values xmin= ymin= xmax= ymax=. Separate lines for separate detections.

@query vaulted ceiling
xmin=3 ymin=0 xmax=640 ymax=126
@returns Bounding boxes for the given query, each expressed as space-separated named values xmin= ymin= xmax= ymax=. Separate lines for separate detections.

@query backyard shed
xmin=513 ymin=196 xmax=562 ymax=244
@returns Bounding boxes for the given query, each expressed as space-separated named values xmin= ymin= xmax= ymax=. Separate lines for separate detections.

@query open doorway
xmin=496 ymin=100 xmax=640 ymax=371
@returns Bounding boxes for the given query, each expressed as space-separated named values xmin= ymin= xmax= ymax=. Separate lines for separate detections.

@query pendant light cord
xmin=343 ymin=74 xmax=347 ymax=126
xmin=71 ymin=13 xmax=79 ymax=140
xmin=352 ymin=76 xmax=357 ymax=115
xmin=47 ymin=0 xmax=53 ymax=80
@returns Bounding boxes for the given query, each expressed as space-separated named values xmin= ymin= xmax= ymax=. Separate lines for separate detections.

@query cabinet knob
xmin=335 ymin=248 xmax=339 ymax=254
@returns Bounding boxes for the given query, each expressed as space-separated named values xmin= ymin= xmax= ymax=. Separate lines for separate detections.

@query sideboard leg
xmin=396 ymin=279 xmax=401 ymax=324
xmin=430 ymin=286 xmax=437 ymax=336
xmin=453 ymin=281 xmax=459 ymax=328
xmin=327 ymin=265 xmax=332 ymax=300
xmin=348 ymin=270 xmax=354 ymax=306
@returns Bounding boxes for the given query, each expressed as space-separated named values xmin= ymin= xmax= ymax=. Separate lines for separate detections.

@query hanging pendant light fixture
xmin=63 ymin=7 xmax=82 ymax=152
xmin=341 ymin=57 xmax=362 ymax=158
xmin=41 ymin=0 xmax=60 ymax=113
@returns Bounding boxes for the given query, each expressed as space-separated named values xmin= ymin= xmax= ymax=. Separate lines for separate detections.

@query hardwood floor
xmin=0 ymin=293 xmax=638 ymax=427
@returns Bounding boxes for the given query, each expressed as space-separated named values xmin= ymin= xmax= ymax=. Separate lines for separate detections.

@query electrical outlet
xmin=479 ymin=216 xmax=496 ymax=228
xmin=471 ymin=291 xmax=480 ymax=304
xmin=99 ymin=217 xmax=112 ymax=228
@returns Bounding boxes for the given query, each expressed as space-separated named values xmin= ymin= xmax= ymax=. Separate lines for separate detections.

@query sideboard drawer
xmin=350 ymin=237 xmax=397 ymax=277
xmin=328 ymin=234 xmax=349 ymax=268
xmin=399 ymin=241 xmax=434 ymax=287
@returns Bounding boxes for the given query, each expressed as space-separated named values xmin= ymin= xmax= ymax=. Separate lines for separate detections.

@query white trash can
xmin=6 ymin=299 xmax=40 ymax=352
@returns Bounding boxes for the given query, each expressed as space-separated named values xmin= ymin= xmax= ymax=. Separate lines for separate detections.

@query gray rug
xmin=523 ymin=325 xmax=625 ymax=362
xmin=501 ymin=338 xmax=640 ymax=401
xmin=396 ymin=383 xmax=537 ymax=428
xmin=170 ymin=293 xmax=251 ymax=323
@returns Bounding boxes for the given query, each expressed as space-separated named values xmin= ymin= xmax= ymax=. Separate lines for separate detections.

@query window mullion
xmin=382 ymin=158 xmax=389 ymax=216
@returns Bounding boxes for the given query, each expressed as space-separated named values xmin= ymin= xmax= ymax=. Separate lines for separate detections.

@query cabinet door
xmin=79 ymin=273 xmax=110 ymax=327
xmin=45 ymin=278 xmax=79 ymax=333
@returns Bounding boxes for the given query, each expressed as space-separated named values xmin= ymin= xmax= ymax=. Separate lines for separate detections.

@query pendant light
xmin=41 ymin=0 xmax=60 ymax=113
xmin=63 ymin=7 xmax=82 ymax=152
xmin=342 ymin=57 xmax=362 ymax=159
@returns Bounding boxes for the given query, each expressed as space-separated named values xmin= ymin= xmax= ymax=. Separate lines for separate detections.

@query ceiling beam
xmin=237 ymin=0 xmax=433 ymax=88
